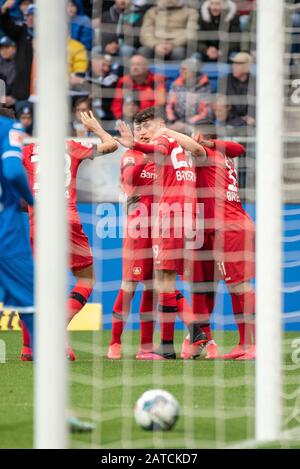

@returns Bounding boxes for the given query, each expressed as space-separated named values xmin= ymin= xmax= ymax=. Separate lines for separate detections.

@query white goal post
xmin=256 ymin=0 xmax=284 ymax=442
xmin=32 ymin=0 xmax=286 ymax=449
xmin=34 ymin=0 xmax=68 ymax=449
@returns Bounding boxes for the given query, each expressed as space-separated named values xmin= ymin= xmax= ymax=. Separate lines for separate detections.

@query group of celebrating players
xmin=0 ymin=102 xmax=255 ymax=362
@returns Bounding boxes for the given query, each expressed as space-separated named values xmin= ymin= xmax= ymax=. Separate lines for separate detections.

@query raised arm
xmin=80 ymin=111 xmax=118 ymax=155
xmin=154 ymin=127 xmax=206 ymax=158
xmin=210 ymin=139 xmax=245 ymax=158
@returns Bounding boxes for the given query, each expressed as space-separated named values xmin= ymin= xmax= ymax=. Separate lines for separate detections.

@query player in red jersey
xmin=107 ymin=141 xmax=157 ymax=360
xmin=20 ymin=111 xmax=118 ymax=361
xmin=115 ymin=107 xmax=208 ymax=360
xmin=108 ymin=123 xmax=196 ymax=359
xmin=158 ymin=128 xmax=256 ymax=360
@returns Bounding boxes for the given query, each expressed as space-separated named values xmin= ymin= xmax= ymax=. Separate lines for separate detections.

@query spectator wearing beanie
xmin=16 ymin=100 xmax=33 ymax=135
xmin=139 ymin=0 xmax=198 ymax=60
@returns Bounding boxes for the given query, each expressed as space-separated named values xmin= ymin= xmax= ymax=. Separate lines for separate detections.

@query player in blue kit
xmin=0 ymin=106 xmax=35 ymax=350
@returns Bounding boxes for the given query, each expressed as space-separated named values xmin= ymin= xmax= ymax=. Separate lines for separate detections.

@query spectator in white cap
xmin=16 ymin=100 xmax=33 ymax=135
xmin=219 ymin=51 xmax=256 ymax=126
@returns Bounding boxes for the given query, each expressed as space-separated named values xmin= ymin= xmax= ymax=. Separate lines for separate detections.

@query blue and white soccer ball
xmin=134 ymin=389 xmax=180 ymax=431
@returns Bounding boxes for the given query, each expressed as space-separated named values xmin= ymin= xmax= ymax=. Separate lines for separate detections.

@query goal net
xmin=29 ymin=0 xmax=300 ymax=449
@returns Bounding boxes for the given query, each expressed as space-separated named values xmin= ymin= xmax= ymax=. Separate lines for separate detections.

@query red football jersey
xmin=120 ymin=149 xmax=156 ymax=211
xmin=195 ymin=141 xmax=251 ymax=230
xmin=22 ymin=140 xmax=97 ymax=227
xmin=134 ymin=135 xmax=197 ymax=213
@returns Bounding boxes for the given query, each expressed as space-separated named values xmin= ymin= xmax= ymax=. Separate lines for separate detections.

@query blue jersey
xmin=0 ymin=115 xmax=31 ymax=258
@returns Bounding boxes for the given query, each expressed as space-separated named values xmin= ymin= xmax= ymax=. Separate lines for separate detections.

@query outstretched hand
xmin=80 ymin=111 xmax=102 ymax=133
xmin=114 ymin=121 xmax=134 ymax=148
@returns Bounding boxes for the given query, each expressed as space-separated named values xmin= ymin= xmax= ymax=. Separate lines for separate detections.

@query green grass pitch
xmin=0 ymin=330 xmax=300 ymax=449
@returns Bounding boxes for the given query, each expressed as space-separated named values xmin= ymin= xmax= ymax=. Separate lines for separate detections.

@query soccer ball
xmin=134 ymin=389 xmax=179 ymax=431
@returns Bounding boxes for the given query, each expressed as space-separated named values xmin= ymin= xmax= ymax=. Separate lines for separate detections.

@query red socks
xmin=192 ymin=292 xmax=213 ymax=341
xmin=158 ymin=292 xmax=177 ymax=344
xmin=231 ymin=290 xmax=255 ymax=346
xmin=175 ymin=290 xmax=195 ymax=326
xmin=110 ymin=289 xmax=134 ymax=345
xmin=140 ymin=290 xmax=155 ymax=349
xmin=68 ymin=282 xmax=93 ymax=324
xmin=21 ymin=320 xmax=31 ymax=353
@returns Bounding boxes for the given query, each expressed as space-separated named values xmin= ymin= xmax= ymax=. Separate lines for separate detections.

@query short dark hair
xmin=133 ymin=106 xmax=165 ymax=125
xmin=73 ymin=96 xmax=91 ymax=111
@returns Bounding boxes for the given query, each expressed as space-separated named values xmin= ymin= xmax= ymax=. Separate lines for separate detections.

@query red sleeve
xmin=212 ymin=140 xmax=245 ymax=158
xmin=22 ymin=144 xmax=33 ymax=172
xmin=69 ymin=141 xmax=96 ymax=161
xmin=133 ymin=136 xmax=170 ymax=157
xmin=121 ymin=151 xmax=147 ymax=188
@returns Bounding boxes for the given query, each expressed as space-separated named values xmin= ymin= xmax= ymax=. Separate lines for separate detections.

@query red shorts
xmin=70 ymin=222 xmax=93 ymax=272
xmin=183 ymin=231 xmax=215 ymax=286
xmin=213 ymin=223 xmax=255 ymax=284
xmin=152 ymin=236 xmax=185 ymax=275
xmin=122 ymin=212 xmax=153 ymax=282
xmin=186 ymin=222 xmax=255 ymax=285
xmin=30 ymin=222 xmax=93 ymax=272
xmin=152 ymin=210 xmax=198 ymax=275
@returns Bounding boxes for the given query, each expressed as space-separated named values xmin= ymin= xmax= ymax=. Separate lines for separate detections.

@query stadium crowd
xmin=0 ymin=0 xmax=298 ymax=139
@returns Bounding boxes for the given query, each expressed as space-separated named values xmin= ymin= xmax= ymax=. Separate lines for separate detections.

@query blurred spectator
xmin=139 ymin=0 xmax=198 ymax=60
xmin=68 ymin=0 xmax=93 ymax=51
xmin=198 ymin=0 xmax=240 ymax=62
xmin=94 ymin=0 xmax=149 ymax=55
xmin=0 ymin=1 xmax=34 ymax=102
xmin=80 ymin=0 xmax=93 ymax=17
xmin=120 ymin=95 xmax=139 ymax=124
xmin=70 ymin=96 xmax=92 ymax=137
xmin=291 ymin=1 xmax=300 ymax=65
xmin=240 ymin=8 xmax=256 ymax=57
xmin=212 ymin=93 xmax=247 ymax=131
xmin=0 ymin=35 xmax=16 ymax=104
xmin=68 ymin=36 xmax=89 ymax=90
xmin=111 ymin=54 xmax=167 ymax=119
xmin=89 ymin=53 xmax=118 ymax=121
xmin=219 ymin=51 xmax=256 ymax=126
xmin=16 ymin=100 xmax=33 ymax=135
xmin=0 ymin=0 xmax=31 ymax=25
xmin=166 ymin=57 xmax=211 ymax=132
xmin=234 ymin=0 xmax=256 ymax=31
xmin=235 ymin=0 xmax=256 ymax=16
xmin=100 ymin=0 xmax=133 ymax=57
